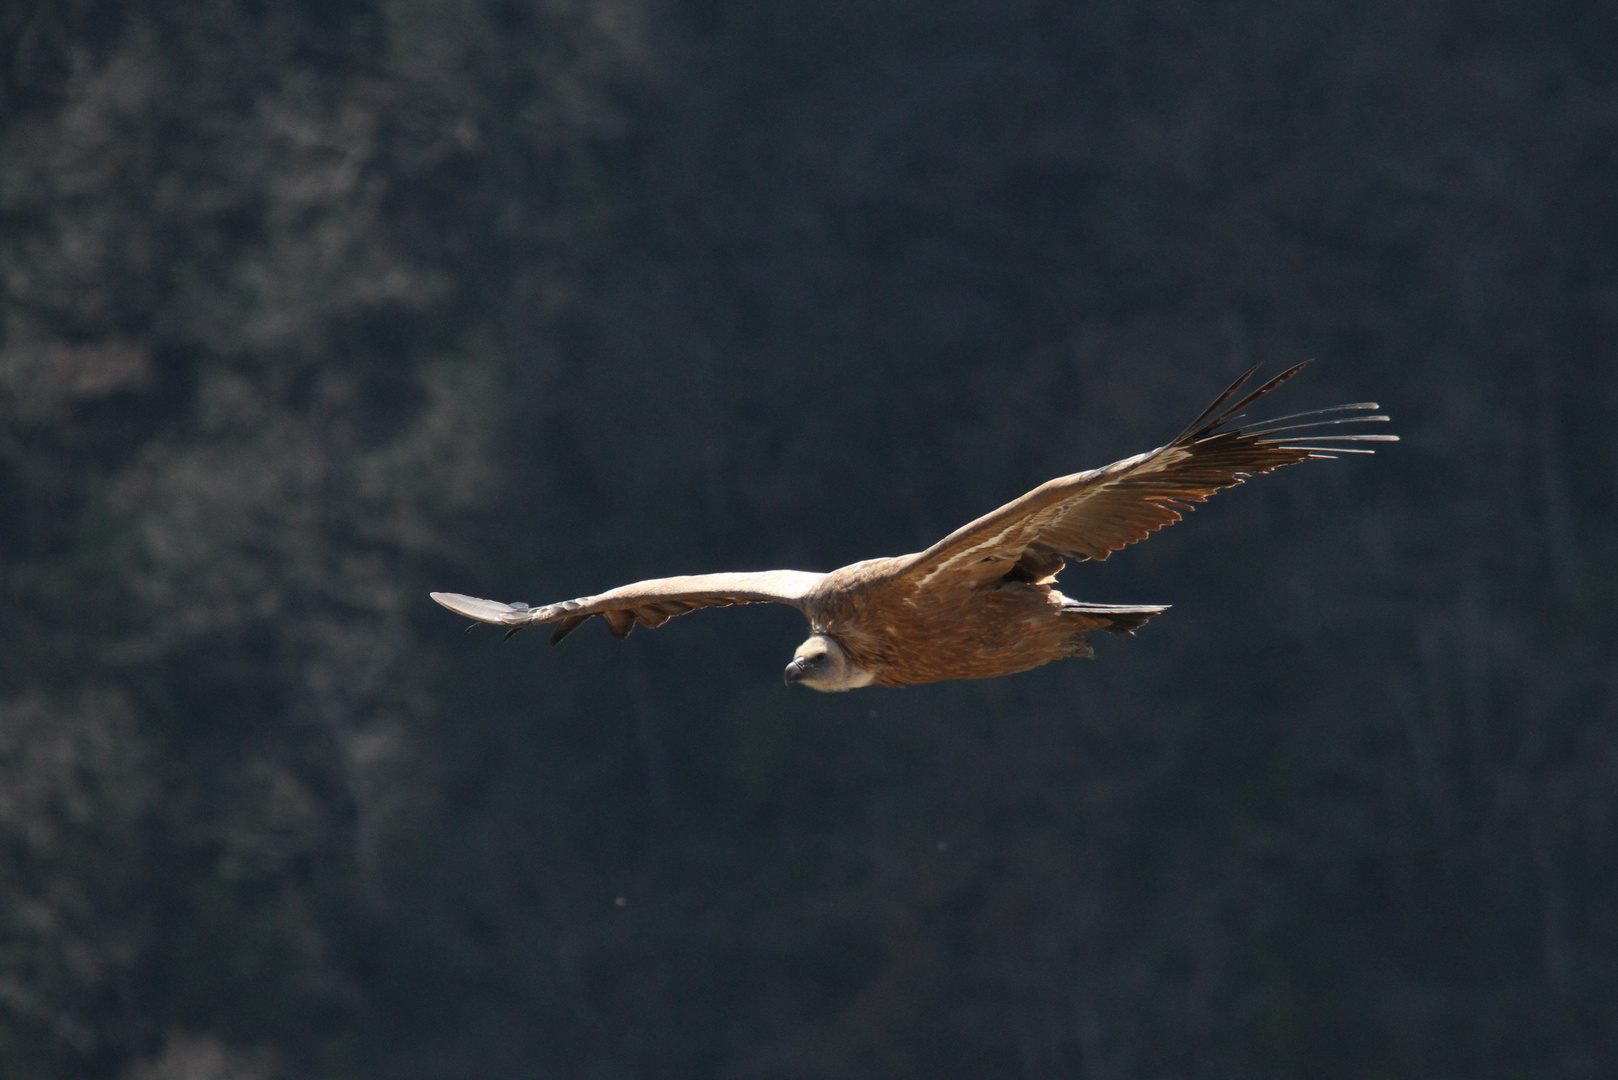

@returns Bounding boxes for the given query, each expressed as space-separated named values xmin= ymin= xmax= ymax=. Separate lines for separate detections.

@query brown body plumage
xmin=432 ymin=364 xmax=1394 ymax=691
xmin=801 ymin=557 xmax=1154 ymax=687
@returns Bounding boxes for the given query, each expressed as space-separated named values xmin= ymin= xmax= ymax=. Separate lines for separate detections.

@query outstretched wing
xmin=431 ymin=570 xmax=824 ymax=645
xmin=893 ymin=363 xmax=1396 ymax=591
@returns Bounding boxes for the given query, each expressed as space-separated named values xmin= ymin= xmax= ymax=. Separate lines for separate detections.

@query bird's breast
xmin=833 ymin=580 xmax=1076 ymax=687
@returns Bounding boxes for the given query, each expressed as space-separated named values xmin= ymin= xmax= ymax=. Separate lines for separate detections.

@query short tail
xmin=1062 ymin=601 xmax=1169 ymax=634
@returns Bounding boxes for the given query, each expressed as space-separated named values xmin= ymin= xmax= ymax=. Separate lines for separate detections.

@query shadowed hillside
xmin=1 ymin=1 xmax=1614 ymax=1077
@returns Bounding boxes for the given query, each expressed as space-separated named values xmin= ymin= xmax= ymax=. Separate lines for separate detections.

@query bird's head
xmin=784 ymin=634 xmax=875 ymax=692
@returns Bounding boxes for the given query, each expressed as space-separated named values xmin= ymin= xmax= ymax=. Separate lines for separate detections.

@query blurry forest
xmin=2 ymin=0 xmax=1616 ymax=1077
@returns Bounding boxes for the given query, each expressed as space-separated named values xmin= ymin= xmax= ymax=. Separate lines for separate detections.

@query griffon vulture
xmin=432 ymin=364 xmax=1393 ymax=690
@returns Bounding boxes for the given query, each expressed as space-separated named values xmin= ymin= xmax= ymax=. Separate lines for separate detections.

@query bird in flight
xmin=433 ymin=364 xmax=1393 ymax=691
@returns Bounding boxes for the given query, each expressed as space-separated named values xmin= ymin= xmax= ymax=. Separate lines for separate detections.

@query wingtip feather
xmin=431 ymin=591 xmax=533 ymax=625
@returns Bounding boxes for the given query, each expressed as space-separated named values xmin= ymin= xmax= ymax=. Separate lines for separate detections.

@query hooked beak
xmin=783 ymin=657 xmax=810 ymax=685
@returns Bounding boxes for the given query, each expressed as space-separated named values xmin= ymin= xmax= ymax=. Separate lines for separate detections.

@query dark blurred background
xmin=2 ymin=1 xmax=1615 ymax=1077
